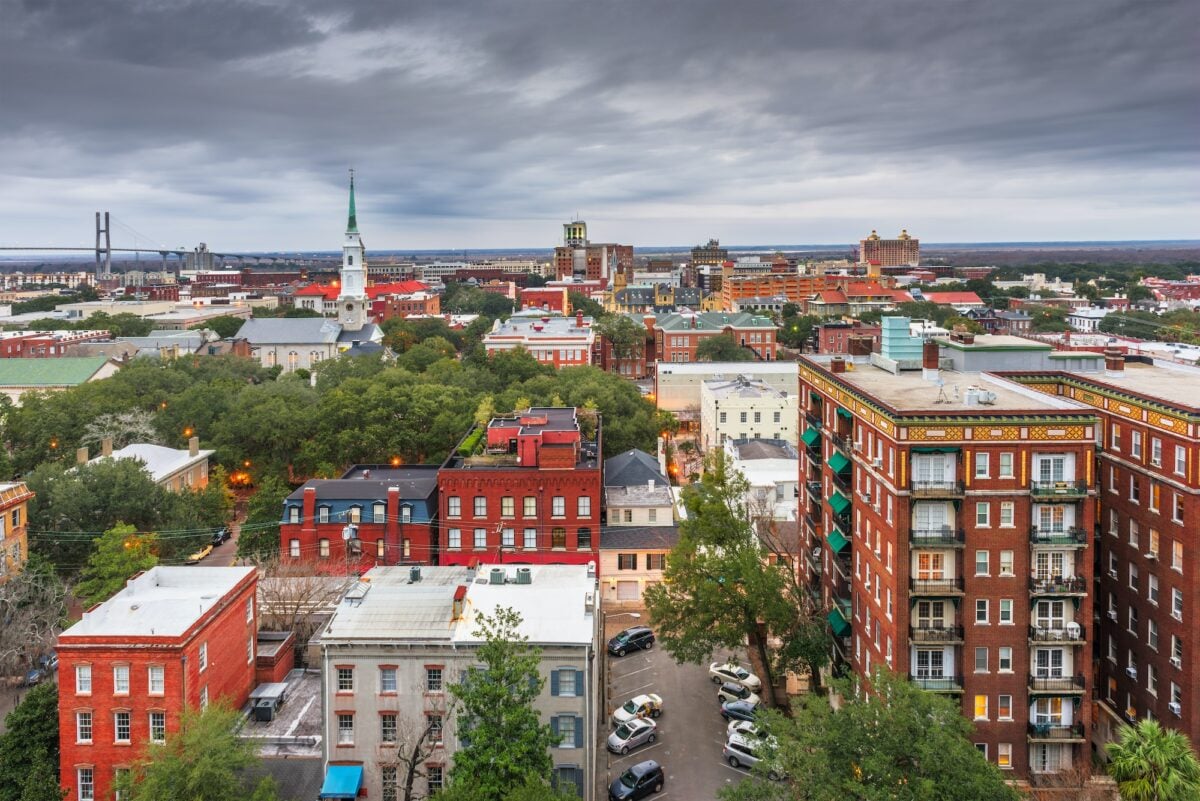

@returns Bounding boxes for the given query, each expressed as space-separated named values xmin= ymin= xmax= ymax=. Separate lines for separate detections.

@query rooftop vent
xmin=489 ymin=567 xmax=506 ymax=585
xmin=409 ymin=566 xmax=421 ymax=583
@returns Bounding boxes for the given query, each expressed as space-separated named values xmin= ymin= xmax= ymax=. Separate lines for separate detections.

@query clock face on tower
xmin=345 ymin=302 xmax=355 ymax=312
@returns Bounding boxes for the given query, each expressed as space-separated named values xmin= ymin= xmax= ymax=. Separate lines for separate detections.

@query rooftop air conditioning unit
xmin=1169 ymin=702 xmax=1182 ymax=716
xmin=1170 ymin=656 xmax=1182 ymax=669
xmin=1145 ymin=552 xmax=1158 ymax=561
xmin=1126 ymin=666 xmax=1138 ymax=679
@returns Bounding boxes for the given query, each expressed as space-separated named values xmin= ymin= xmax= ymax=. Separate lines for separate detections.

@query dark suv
xmin=608 ymin=759 xmax=664 ymax=800
xmin=608 ymin=626 xmax=655 ymax=657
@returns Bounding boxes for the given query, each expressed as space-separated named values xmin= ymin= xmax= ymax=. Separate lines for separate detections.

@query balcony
xmin=831 ymin=552 xmax=850 ymax=582
xmin=909 ymin=577 xmax=965 ymax=596
xmin=909 ymin=674 xmax=964 ymax=693
xmin=1027 ymin=722 xmax=1086 ymax=743
xmin=1030 ymin=480 xmax=1089 ymax=499
xmin=910 ymin=527 xmax=965 ymax=548
xmin=909 ymin=625 xmax=964 ymax=644
xmin=1028 ymin=624 xmax=1086 ymax=645
xmin=1028 ymin=674 xmax=1086 ymax=695
xmin=1029 ymin=576 xmax=1088 ymax=596
xmin=909 ymin=479 xmax=964 ymax=498
xmin=1030 ymin=527 xmax=1088 ymax=548
xmin=831 ymin=471 xmax=852 ymax=494
xmin=830 ymin=431 xmax=852 ymax=454
xmin=805 ymin=411 xmax=822 ymax=430
xmin=804 ymin=549 xmax=822 ymax=577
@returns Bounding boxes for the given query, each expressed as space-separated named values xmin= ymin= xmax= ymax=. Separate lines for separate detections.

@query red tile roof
xmin=293 ymin=281 xmax=430 ymax=301
xmin=923 ymin=291 xmax=984 ymax=305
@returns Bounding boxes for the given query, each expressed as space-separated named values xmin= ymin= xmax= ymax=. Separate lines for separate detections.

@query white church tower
xmin=338 ymin=170 xmax=368 ymax=331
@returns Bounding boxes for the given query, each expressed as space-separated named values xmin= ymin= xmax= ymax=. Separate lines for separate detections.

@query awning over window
xmin=828 ymin=492 xmax=850 ymax=515
xmin=827 ymin=451 xmax=851 ymax=474
xmin=836 ymin=407 xmax=853 ymax=420
xmin=319 ymin=765 xmax=364 ymax=799
xmin=801 ymin=427 xmax=820 ymax=447
xmin=911 ymin=446 xmax=961 ymax=454
xmin=827 ymin=609 xmax=851 ymax=637
xmin=826 ymin=528 xmax=849 ymax=553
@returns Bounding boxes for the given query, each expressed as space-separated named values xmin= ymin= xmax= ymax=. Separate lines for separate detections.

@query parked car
xmin=608 ymin=760 xmax=664 ymax=800
xmin=608 ymin=626 xmax=655 ymax=657
xmin=726 ymin=719 xmax=764 ymax=740
xmin=709 ymin=661 xmax=762 ymax=691
xmin=22 ymin=666 xmax=45 ymax=686
xmin=613 ymin=693 xmax=664 ymax=725
xmin=723 ymin=731 xmax=784 ymax=780
xmin=720 ymin=699 xmax=759 ymax=722
xmin=607 ymin=717 xmax=658 ymax=755
xmin=185 ymin=544 xmax=214 ymax=564
xmin=717 ymin=681 xmax=760 ymax=705
xmin=210 ymin=527 xmax=231 ymax=546
xmin=37 ymin=653 xmax=58 ymax=673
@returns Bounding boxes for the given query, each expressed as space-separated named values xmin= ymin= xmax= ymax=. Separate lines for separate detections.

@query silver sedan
xmin=606 ymin=717 xmax=658 ymax=755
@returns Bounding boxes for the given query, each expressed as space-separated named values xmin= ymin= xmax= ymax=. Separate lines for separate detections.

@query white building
xmin=315 ymin=564 xmax=599 ymax=800
xmin=1067 ymin=306 xmax=1112 ymax=332
xmin=600 ymin=450 xmax=679 ymax=606
xmin=723 ymin=438 xmax=799 ymax=523
xmin=700 ymin=375 xmax=799 ymax=451
xmin=482 ymin=313 xmax=596 ymax=367
xmin=653 ymin=361 xmax=798 ymax=416
xmin=86 ymin=437 xmax=214 ymax=491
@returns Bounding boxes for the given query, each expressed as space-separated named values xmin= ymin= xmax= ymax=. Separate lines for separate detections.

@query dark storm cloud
xmin=0 ymin=0 xmax=1196 ymax=248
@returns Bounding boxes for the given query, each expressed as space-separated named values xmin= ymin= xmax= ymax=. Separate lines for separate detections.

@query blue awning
xmin=319 ymin=765 xmax=363 ymax=799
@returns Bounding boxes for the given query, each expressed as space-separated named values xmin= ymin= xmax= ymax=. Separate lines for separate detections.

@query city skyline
xmin=1 ymin=0 xmax=1197 ymax=251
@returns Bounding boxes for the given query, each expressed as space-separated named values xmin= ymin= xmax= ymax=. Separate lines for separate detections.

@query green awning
xmin=801 ymin=427 xmax=820 ymax=447
xmin=836 ymin=407 xmax=853 ymax=420
xmin=827 ymin=609 xmax=851 ymax=637
xmin=826 ymin=528 xmax=849 ymax=553
xmin=810 ymin=392 xmax=822 ymax=403
xmin=828 ymin=492 xmax=850 ymax=515
xmin=912 ymin=446 xmax=961 ymax=454
xmin=828 ymin=451 xmax=851 ymax=474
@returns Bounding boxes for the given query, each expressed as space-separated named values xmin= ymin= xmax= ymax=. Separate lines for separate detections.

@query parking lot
xmin=602 ymin=633 xmax=753 ymax=800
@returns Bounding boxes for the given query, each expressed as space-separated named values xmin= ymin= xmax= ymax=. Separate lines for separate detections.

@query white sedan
xmin=613 ymin=693 xmax=664 ymax=725
xmin=709 ymin=661 xmax=762 ymax=692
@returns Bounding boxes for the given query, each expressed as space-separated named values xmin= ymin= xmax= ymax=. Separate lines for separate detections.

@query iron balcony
xmin=1029 ymin=527 xmax=1088 ymax=548
xmin=909 ymin=479 xmax=964 ymax=498
xmin=1029 ymin=576 xmax=1088 ymax=595
xmin=1030 ymin=480 xmax=1089 ymax=499
xmin=1027 ymin=674 xmax=1086 ymax=694
xmin=908 ymin=625 xmax=965 ymax=644
xmin=1027 ymin=722 xmax=1086 ymax=742
xmin=910 ymin=526 xmax=966 ymax=548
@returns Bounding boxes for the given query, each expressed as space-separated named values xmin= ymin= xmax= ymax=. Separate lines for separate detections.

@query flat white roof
xmin=62 ymin=566 xmax=254 ymax=639
xmin=656 ymin=361 xmax=799 ymax=375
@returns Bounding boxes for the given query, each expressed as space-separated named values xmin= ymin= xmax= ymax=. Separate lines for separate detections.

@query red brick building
xmin=482 ymin=312 xmax=596 ymax=368
xmin=595 ymin=317 xmax=654 ymax=380
xmin=554 ymin=220 xmax=633 ymax=285
xmin=653 ymin=311 xmax=779 ymax=363
xmin=0 ymin=330 xmax=111 ymax=358
xmin=814 ymin=321 xmax=882 ymax=355
xmin=57 ymin=567 xmax=258 ymax=801
xmin=519 ymin=286 xmax=571 ymax=314
xmin=371 ymin=291 xmax=440 ymax=322
xmin=437 ymin=407 xmax=602 ymax=569
xmin=280 ymin=465 xmax=440 ymax=571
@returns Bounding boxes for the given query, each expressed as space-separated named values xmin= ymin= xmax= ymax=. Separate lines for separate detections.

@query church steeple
xmin=347 ymin=169 xmax=359 ymax=233
xmin=339 ymin=169 xmax=367 ymax=331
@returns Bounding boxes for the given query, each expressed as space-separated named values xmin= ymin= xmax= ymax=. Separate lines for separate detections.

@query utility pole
xmin=95 ymin=211 xmax=111 ymax=278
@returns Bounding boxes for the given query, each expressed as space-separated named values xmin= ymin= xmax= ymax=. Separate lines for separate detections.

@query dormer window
xmin=348 ymin=505 xmax=362 ymax=524
xmin=318 ymin=506 xmax=330 ymax=523
xmin=400 ymin=505 xmax=412 ymax=524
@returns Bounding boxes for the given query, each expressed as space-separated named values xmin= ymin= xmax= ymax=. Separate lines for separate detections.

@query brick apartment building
xmin=1001 ymin=354 xmax=1200 ymax=751
xmin=280 ymin=465 xmax=440 ymax=571
xmin=594 ymin=318 xmax=653 ymax=380
xmin=0 ymin=330 xmax=111 ymax=358
xmin=719 ymin=272 xmax=827 ymax=310
xmin=437 ymin=407 xmax=602 ymax=569
xmin=482 ymin=312 xmax=596 ymax=368
xmin=815 ymin=321 xmax=882 ymax=355
xmin=799 ymin=325 xmax=1102 ymax=782
xmin=57 ymin=567 xmax=258 ymax=801
xmin=653 ymin=311 xmax=779 ymax=363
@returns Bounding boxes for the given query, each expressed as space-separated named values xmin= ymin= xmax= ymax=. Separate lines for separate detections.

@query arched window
xmin=288 ymin=351 xmax=299 ymax=371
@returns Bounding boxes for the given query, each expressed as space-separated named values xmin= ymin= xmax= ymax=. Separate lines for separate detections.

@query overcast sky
xmin=2 ymin=0 xmax=1197 ymax=252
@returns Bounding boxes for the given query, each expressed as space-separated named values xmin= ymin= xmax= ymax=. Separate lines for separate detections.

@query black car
xmin=608 ymin=626 xmax=655 ymax=657
xmin=210 ymin=527 xmax=231 ymax=546
xmin=608 ymin=759 xmax=664 ymax=800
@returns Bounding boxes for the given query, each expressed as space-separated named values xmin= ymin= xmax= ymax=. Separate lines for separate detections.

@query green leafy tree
xmin=944 ymin=315 xmax=985 ymax=334
xmin=434 ymin=781 xmax=578 ymax=801
xmin=567 ymin=292 xmax=605 ymax=319
xmin=192 ymin=315 xmax=246 ymax=339
xmin=1106 ymin=719 xmax=1200 ymax=801
xmin=695 ymin=333 xmax=755 ymax=362
xmin=76 ymin=524 xmax=159 ymax=607
xmin=720 ymin=669 xmax=1020 ymax=801
xmin=448 ymin=607 xmax=559 ymax=800
xmin=778 ymin=314 xmax=821 ymax=350
xmin=238 ymin=474 xmax=291 ymax=561
xmin=0 ymin=683 xmax=61 ymax=801
xmin=593 ymin=314 xmax=647 ymax=360
xmin=17 ymin=752 xmax=64 ymax=801
xmin=114 ymin=702 xmax=278 ymax=801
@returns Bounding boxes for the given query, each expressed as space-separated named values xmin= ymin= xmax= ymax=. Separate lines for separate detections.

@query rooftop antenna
xmin=935 ymin=379 xmax=950 ymax=404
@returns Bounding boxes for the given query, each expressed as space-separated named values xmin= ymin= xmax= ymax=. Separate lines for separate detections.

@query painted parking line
xmin=608 ymin=740 xmax=665 ymax=763
xmin=719 ymin=761 xmax=750 ymax=775
xmin=612 ymin=664 xmax=655 ymax=679
xmin=620 ymin=681 xmax=656 ymax=694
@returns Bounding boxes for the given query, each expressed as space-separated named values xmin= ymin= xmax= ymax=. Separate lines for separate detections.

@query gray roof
xmin=599 ymin=525 xmax=680 ymax=550
xmin=286 ymin=474 xmax=438 ymax=503
xmin=235 ymin=317 xmax=342 ymax=345
xmin=243 ymin=760 xmax=323 ymax=801
xmin=730 ymin=438 xmax=798 ymax=461
xmin=336 ymin=323 xmax=381 ymax=343
xmin=605 ymin=484 xmax=674 ymax=507
xmin=604 ymin=449 xmax=668 ymax=488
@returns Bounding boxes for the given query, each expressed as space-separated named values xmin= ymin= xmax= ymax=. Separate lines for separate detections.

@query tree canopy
xmin=1106 ymin=719 xmax=1200 ymax=801
xmin=696 ymin=333 xmax=755 ymax=362
xmin=75 ymin=524 xmax=159 ymax=607
xmin=0 ymin=682 xmax=61 ymax=801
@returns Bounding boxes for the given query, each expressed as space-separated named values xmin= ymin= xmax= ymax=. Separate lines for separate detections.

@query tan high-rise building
xmin=859 ymin=229 xmax=920 ymax=274
xmin=553 ymin=220 xmax=633 ymax=285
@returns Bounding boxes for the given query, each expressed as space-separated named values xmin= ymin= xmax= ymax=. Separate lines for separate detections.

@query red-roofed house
xmin=921 ymin=291 xmax=986 ymax=310
xmin=295 ymin=280 xmax=436 ymax=321
xmin=804 ymin=282 xmax=909 ymax=317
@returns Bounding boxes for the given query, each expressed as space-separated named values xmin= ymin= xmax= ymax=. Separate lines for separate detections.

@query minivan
xmin=608 ymin=626 xmax=655 ymax=656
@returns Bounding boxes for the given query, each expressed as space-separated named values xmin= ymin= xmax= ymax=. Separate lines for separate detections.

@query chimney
xmin=1104 ymin=347 xmax=1125 ymax=377
xmin=576 ymin=310 xmax=584 ymax=328
xmin=101 ymin=437 xmax=113 ymax=457
xmin=922 ymin=339 xmax=940 ymax=382
xmin=830 ymin=357 xmax=847 ymax=374
xmin=76 ymin=446 xmax=89 ymax=465
xmin=188 ymin=436 xmax=199 ymax=457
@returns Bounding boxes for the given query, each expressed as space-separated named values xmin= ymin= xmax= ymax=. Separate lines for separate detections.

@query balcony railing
xmin=909 ymin=625 xmax=964 ymax=644
xmin=910 ymin=527 xmax=965 ymax=548
xmin=1030 ymin=480 xmax=1089 ymax=498
xmin=831 ymin=471 xmax=852 ymax=494
xmin=1028 ymin=624 xmax=1085 ymax=644
xmin=909 ymin=674 xmax=964 ymax=692
xmin=1030 ymin=527 xmax=1088 ymax=547
xmin=909 ymin=577 xmax=965 ymax=595
xmin=1029 ymin=576 xmax=1088 ymax=595
xmin=805 ymin=411 xmax=822 ymax=429
xmin=909 ymin=479 xmax=964 ymax=498
xmin=1028 ymin=674 xmax=1086 ymax=694
xmin=830 ymin=432 xmax=851 ymax=453
xmin=1027 ymin=722 xmax=1086 ymax=742
xmin=805 ymin=550 xmax=822 ymax=576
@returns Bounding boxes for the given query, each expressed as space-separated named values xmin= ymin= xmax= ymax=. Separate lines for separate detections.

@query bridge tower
xmin=94 ymin=211 xmax=112 ymax=277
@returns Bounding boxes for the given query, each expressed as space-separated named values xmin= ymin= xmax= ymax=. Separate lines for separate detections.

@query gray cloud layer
xmin=1 ymin=0 xmax=1196 ymax=250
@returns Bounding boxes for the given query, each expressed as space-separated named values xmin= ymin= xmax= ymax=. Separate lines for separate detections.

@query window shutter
xmin=550 ymin=670 xmax=560 ymax=696
xmin=575 ymin=669 xmax=584 ymax=694
xmin=550 ymin=716 xmax=560 ymax=738
xmin=572 ymin=768 xmax=584 ymax=797
xmin=574 ymin=716 xmax=583 ymax=748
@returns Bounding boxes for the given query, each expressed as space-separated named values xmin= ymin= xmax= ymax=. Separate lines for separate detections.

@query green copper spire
xmin=347 ymin=169 xmax=358 ymax=233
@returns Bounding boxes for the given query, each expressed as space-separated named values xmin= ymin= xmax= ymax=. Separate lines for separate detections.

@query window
xmin=975 ymin=502 xmax=990 ymax=527
xmin=524 ymin=528 xmax=537 ymax=549
xmin=318 ymin=506 xmax=330 ymax=523
xmin=448 ymin=529 xmax=461 ymax=549
xmin=501 ymin=496 xmax=515 ymax=517
xmin=77 ymin=768 xmax=94 ymax=801
xmin=1149 ymin=574 xmax=1160 ymax=605
xmin=427 ymin=767 xmax=443 ymax=793
xmin=373 ymin=503 xmax=386 ymax=523
xmin=999 ymin=452 xmax=1014 ymax=478
xmin=998 ymin=647 xmax=1013 ymax=673
xmin=246 ymin=634 xmax=254 ymax=664
xmin=1129 ymin=563 xmax=1139 ymax=591
xmin=1174 ymin=493 xmax=1184 ymax=523
xmin=556 ymin=668 xmax=577 ymax=697
xmin=552 ymin=496 xmax=566 ymax=517
xmin=148 ymin=666 xmax=164 ymax=695
xmin=198 ymin=643 xmax=208 ymax=673
xmin=337 ymin=667 xmax=354 ymax=692
xmin=974 ymin=647 xmax=988 ymax=673
xmin=999 ymin=502 xmax=1014 ymax=528
xmin=556 ymin=714 xmax=577 ymax=747
xmin=288 ymin=506 xmax=300 ymax=523
xmin=382 ymin=767 xmax=398 ymax=801
xmin=319 ymin=538 xmax=330 ymax=558
xmin=447 ymin=496 xmax=461 ymax=517
xmin=245 ymin=597 xmax=254 ymax=623
xmin=1172 ymin=541 xmax=1184 ymax=571
xmin=618 ymin=554 xmax=637 ymax=570
xmin=1149 ymin=665 xmax=1158 ymax=695
xmin=426 ymin=667 xmax=443 ymax=692
xmin=577 ymin=527 xmax=592 ymax=549
xmin=774 ymin=411 xmax=781 ymax=423
xmin=740 ymin=411 xmax=747 ymax=424
xmin=337 ymin=714 xmax=354 ymax=745
xmin=149 ymin=711 xmax=166 ymax=743
xmin=998 ymin=695 xmax=1012 ymax=720
xmin=1175 ymin=445 xmax=1187 ymax=476
xmin=1132 ymin=431 xmax=1143 ymax=458
xmin=501 ymin=528 xmax=515 ymax=548
xmin=1149 ymin=619 xmax=1160 ymax=650
xmin=719 ymin=411 xmax=726 ymax=424
xmin=646 ymin=553 xmax=665 ymax=570
xmin=623 ymin=509 xmax=633 ymax=523
xmin=523 ymin=497 xmax=536 ymax=517
xmin=76 ymin=711 xmax=93 ymax=742
xmin=114 ymin=711 xmax=131 ymax=743
xmin=998 ymin=743 xmax=1012 ymax=769
xmin=999 ymin=550 xmax=1014 ymax=577
xmin=380 ymin=667 xmax=397 ymax=693
xmin=199 ymin=686 xmax=208 ymax=709
xmin=1130 ymin=476 xmax=1140 ymax=503
xmin=975 ymin=599 xmax=989 ymax=624
xmin=975 ymin=452 xmax=989 ymax=477
xmin=552 ymin=527 xmax=567 ymax=548
xmin=289 ymin=539 xmax=300 ymax=558
xmin=999 ymin=599 xmax=1013 ymax=624
xmin=381 ymin=713 xmax=398 ymax=743
xmin=473 ymin=496 xmax=487 ymax=517
xmin=577 ymin=496 xmax=591 ymax=517
xmin=376 ymin=539 xmax=385 ymax=558
xmin=428 ymin=714 xmax=443 ymax=744
xmin=1152 ymin=437 xmax=1162 ymax=466
xmin=76 ymin=664 xmax=92 ymax=694
xmin=975 ymin=550 xmax=990 ymax=576
xmin=1172 ymin=588 xmax=1184 ymax=620
xmin=974 ymin=695 xmax=988 ymax=720
xmin=1149 ymin=528 xmax=1161 ymax=558
xmin=473 ymin=528 xmax=487 ymax=549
